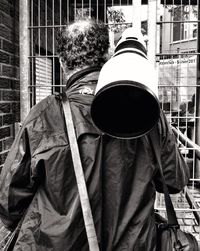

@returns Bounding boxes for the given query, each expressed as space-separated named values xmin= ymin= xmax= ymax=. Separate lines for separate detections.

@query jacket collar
xmin=66 ymin=66 xmax=101 ymax=89
xmin=64 ymin=66 xmax=103 ymax=138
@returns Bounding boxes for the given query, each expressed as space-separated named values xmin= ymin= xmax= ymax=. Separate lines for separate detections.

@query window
xmin=172 ymin=6 xmax=185 ymax=41
xmin=35 ymin=56 xmax=52 ymax=104
xmin=172 ymin=5 xmax=197 ymax=42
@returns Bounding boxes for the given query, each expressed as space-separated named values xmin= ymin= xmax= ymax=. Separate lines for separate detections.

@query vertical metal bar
xmin=156 ymin=1 xmax=161 ymax=89
xmin=195 ymin=0 xmax=200 ymax=178
xmin=132 ymin=0 xmax=141 ymax=33
xmin=89 ymin=0 xmax=91 ymax=18
xmin=74 ymin=0 xmax=76 ymax=20
xmin=96 ymin=0 xmax=99 ymax=21
xmin=31 ymin=0 xmax=34 ymax=107
xmin=19 ymin=0 xmax=30 ymax=122
xmin=52 ymin=0 xmax=55 ymax=93
xmin=104 ymin=0 xmax=106 ymax=24
xmin=147 ymin=0 xmax=157 ymax=67
xmin=45 ymin=0 xmax=48 ymax=92
xmin=38 ymin=0 xmax=41 ymax=55
xmin=149 ymin=0 xmax=158 ymax=209
xmin=38 ymin=0 xmax=41 ymax=101
xmin=67 ymin=0 xmax=69 ymax=24
xmin=82 ymin=0 xmax=84 ymax=18
xmin=60 ymin=0 xmax=63 ymax=93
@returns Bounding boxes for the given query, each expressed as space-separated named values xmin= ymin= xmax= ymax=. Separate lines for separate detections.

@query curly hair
xmin=57 ymin=18 xmax=109 ymax=71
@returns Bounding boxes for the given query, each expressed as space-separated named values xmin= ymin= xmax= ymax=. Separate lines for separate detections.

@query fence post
xmin=132 ymin=0 xmax=141 ymax=33
xmin=147 ymin=0 xmax=157 ymax=67
xmin=195 ymin=1 xmax=200 ymax=179
xmin=19 ymin=0 xmax=30 ymax=122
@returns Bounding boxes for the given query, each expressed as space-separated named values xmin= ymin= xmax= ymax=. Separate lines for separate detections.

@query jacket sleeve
xmin=0 ymin=122 xmax=41 ymax=230
xmin=154 ymin=110 xmax=190 ymax=194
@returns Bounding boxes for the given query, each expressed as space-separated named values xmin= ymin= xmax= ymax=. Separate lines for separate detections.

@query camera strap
xmin=149 ymin=128 xmax=179 ymax=227
xmin=62 ymin=99 xmax=100 ymax=251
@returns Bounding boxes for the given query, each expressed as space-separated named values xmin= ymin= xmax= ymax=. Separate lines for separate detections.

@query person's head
xmin=57 ymin=18 xmax=109 ymax=73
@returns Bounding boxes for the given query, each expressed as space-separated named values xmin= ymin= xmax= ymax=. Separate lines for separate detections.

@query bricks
xmin=2 ymin=90 xmax=19 ymax=101
xmin=0 ymin=103 xmax=11 ymax=113
xmin=10 ymin=55 xmax=19 ymax=67
xmin=2 ymin=64 xmax=19 ymax=79
xmin=0 ymin=25 xmax=12 ymax=40
xmin=0 ymin=14 xmax=12 ymax=30
xmin=3 ymin=114 xmax=14 ymax=125
xmin=0 ymin=0 xmax=20 ymax=168
xmin=2 ymin=39 xmax=18 ymax=54
xmin=0 ymin=25 xmax=18 ymax=43
xmin=0 ymin=141 xmax=2 ymax=152
xmin=0 ymin=52 xmax=19 ymax=67
xmin=0 ymin=77 xmax=19 ymax=89
xmin=0 ymin=51 xmax=10 ymax=64
xmin=0 ymin=127 xmax=11 ymax=140
xmin=0 ymin=78 xmax=11 ymax=89
xmin=0 ymin=116 xmax=3 ymax=127
xmin=12 ymin=102 xmax=20 ymax=122
xmin=0 ymin=0 xmax=15 ymax=18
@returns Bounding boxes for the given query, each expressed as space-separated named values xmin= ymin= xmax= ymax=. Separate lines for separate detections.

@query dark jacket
xmin=0 ymin=68 xmax=189 ymax=251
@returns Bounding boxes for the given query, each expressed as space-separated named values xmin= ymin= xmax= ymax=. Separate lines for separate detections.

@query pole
xmin=147 ymin=0 xmax=157 ymax=67
xmin=19 ymin=0 xmax=30 ymax=122
xmin=195 ymin=0 xmax=200 ymax=178
xmin=147 ymin=0 xmax=160 ymax=209
xmin=132 ymin=0 xmax=141 ymax=33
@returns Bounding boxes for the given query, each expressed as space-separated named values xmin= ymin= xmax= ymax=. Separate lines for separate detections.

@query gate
xmin=22 ymin=0 xmax=200 ymax=241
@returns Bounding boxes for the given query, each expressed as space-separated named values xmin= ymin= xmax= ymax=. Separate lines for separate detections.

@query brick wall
xmin=0 ymin=0 xmax=20 ymax=171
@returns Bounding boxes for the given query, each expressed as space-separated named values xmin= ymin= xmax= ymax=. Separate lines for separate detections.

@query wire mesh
xmin=157 ymin=0 xmax=200 ymax=240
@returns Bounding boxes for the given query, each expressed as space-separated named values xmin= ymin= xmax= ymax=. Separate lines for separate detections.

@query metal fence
xmin=25 ymin=0 xmax=200 ymax=240
xmin=156 ymin=0 xmax=200 ymax=240
xmin=28 ymin=0 xmax=151 ymax=108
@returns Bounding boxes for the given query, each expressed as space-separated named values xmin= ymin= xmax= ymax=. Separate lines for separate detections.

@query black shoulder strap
xmin=149 ymin=128 xmax=179 ymax=227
